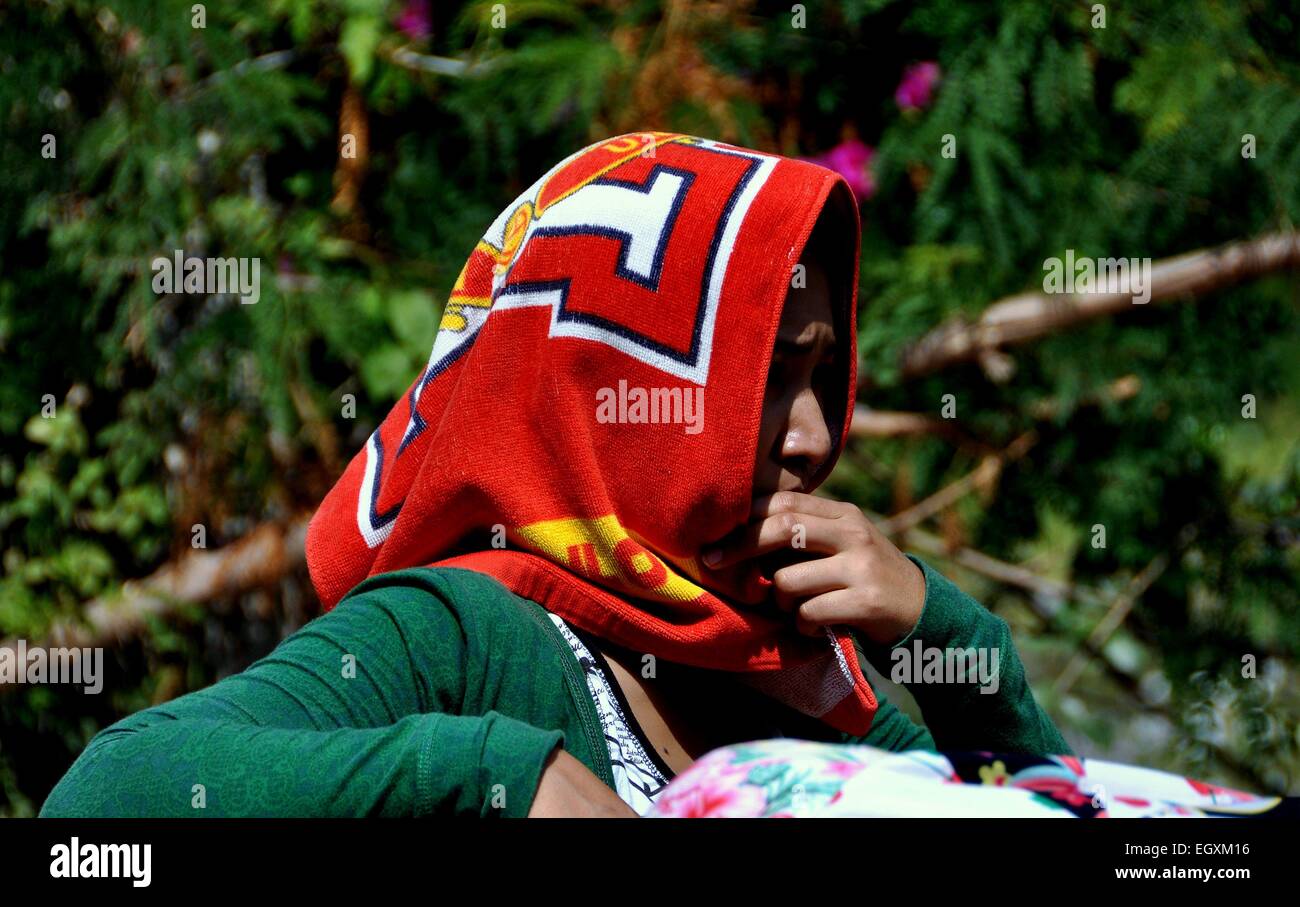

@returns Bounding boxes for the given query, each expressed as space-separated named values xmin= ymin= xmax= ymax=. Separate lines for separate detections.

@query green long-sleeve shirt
xmin=39 ymin=558 xmax=1069 ymax=818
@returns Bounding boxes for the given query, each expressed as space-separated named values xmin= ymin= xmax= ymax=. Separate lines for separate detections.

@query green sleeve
xmin=39 ymin=569 xmax=565 ymax=818
xmin=850 ymin=556 xmax=1071 ymax=756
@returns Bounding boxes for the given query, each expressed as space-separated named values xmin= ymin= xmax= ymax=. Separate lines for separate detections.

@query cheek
xmin=753 ymin=416 xmax=776 ymax=470
xmin=757 ymin=373 xmax=808 ymax=459
xmin=754 ymin=385 xmax=786 ymax=466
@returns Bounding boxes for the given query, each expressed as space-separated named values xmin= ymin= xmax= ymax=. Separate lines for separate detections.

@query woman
xmin=41 ymin=132 xmax=1069 ymax=819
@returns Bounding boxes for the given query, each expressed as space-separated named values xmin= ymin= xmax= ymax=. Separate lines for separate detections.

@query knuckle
xmin=862 ymin=587 xmax=885 ymax=613
xmin=778 ymin=511 xmax=800 ymax=537
xmin=848 ymin=520 xmax=874 ymax=547
xmin=848 ymin=560 xmax=873 ymax=587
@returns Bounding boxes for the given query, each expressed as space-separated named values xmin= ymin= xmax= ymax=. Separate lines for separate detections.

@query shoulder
xmin=336 ymin=565 xmax=521 ymax=607
xmin=329 ymin=566 xmax=549 ymax=637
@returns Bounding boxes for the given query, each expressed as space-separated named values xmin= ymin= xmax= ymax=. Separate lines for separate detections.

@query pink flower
xmin=1016 ymin=776 xmax=1095 ymax=807
xmin=652 ymin=778 xmax=767 ymax=818
xmin=824 ymin=760 xmax=865 ymax=780
xmin=395 ymin=0 xmax=431 ymax=40
xmin=1186 ymin=777 xmax=1254 ymax=803
xmin=895 ymin=61 xmax=941 ymax=110
xmin=805 ymin=138 xmax=876 ymax=202
xmin=1115 ymin=796 xmax=1151 ymax=808
xmin=648 ymin=750 xmax=769 ymax=818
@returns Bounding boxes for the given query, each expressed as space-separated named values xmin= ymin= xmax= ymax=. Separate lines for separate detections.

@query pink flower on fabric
xmin=824 ymin=760 xmax=865 ymax=780
xmin=650 ymin=749 xmax=769 ymax=818
xmin=395 ymin=0 xmax=431 ymax=39
xmin=653 ymin=777 xmax=767 ymax=818
xmin=1186 ymin=777 xmax=1253 ymax=802
xmin=804 ymin=138 xmax=876 ymax=202
xmin=895 ymin=61 xmax=941 ymax=110
xmin=1017 ymin=776 xmax=1095 ymax=807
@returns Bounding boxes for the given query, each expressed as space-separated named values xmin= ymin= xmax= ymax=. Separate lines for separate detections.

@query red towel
xmin=306 ymin=132 xmax=877 ymax=735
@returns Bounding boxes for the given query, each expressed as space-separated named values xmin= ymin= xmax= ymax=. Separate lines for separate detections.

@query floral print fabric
xmin=645 ymin=738 xmax=1283 ymax=818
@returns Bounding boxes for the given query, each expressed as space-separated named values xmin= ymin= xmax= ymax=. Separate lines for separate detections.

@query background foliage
xmin=2 ymin=0 xmax=1298 ymax=815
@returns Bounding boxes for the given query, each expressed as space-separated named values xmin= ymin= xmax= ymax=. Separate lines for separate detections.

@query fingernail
xmin=702 ymin=548 xmax=721 ymax=567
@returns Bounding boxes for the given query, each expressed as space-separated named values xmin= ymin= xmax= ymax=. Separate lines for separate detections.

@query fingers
xmin=750 ymin=491 xmax=849 ymax=522
xmin=791 ymin=589 xmax=861 ymax=636
xmin=770 ymin=555 xmax=849 ymax=612
xmin=702 ymin=512 xmax=840 ymax=569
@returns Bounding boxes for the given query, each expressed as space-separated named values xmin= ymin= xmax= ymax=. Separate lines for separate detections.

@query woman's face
xmin=751 ymin=253 xmax=838 ymax=502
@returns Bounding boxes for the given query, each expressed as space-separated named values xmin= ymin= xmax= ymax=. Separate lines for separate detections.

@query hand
xmin=528 ymin=747 xmax=639 ymax=818
xmin=702 ymin=491 xmax=926 ymax=646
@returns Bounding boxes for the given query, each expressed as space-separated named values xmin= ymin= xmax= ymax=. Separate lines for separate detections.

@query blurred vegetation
xmin=1 ymin=0 xmax=1298 ymax=815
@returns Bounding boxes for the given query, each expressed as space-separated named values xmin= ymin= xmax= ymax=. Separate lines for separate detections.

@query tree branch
xmin=872 ymin=511 xmax=1102 ymax=608
xmin=1051 ymin=524 xmax=1199 ymax=699
xmin=0 ymin=517 xmax=311 ymax=696
xmin=875 ymin=430 xmax=1037 ymax=536
xmin=385 ymin=46 xmax=500 ymax=77
xmin=875 ymin=232 xmax=1300 ymax=387
xmin=848 ymin=405 xmax=985 ymax=447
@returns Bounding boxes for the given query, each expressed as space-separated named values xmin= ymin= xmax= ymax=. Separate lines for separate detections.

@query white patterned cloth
xmin=642 ymin=737 xmax=1286 ymax=818
xmin=548 ymin=613 xmax=671 ymax=815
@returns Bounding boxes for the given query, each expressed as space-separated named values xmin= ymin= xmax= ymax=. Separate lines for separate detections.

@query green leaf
xmin=360 ymin=343 xmax=416 ymax=400
xmin=340 ymin=15 xmax=382 ymax=84
xmin=387 ymin=289 xmax=437 ymax=352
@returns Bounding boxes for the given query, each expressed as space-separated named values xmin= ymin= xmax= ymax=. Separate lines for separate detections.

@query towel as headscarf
xmin=306 ymin=131 xmax=877 ymax=735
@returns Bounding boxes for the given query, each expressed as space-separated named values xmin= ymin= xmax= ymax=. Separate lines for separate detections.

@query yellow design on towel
xmin=515 ymin=515 xmax=705 ymax=603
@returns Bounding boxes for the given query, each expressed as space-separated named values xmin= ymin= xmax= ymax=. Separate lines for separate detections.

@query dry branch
xmin=1051 ymin=550 xmax=1172 ymax=700
xmin=1 ymin=517 xmax=311 ymax=694
xmin=1028 ymin=375 xmax=1142 ymax=420
xmin=876 ymin=430 xmax=1038 ymax=537
xmin=1051 ymin=523 xmax=1199 ymax=699
xmin=877 ymin=232 xmax=1300 ymax=387
xmin=848 ymin=405 xmax=987 ymax=447
xmin=871 ymin=509 xmax=1102 ymax=607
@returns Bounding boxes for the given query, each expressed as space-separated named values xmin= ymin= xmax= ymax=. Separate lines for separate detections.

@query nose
xmin=779 ymin=386 xmax=833 ymax=489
